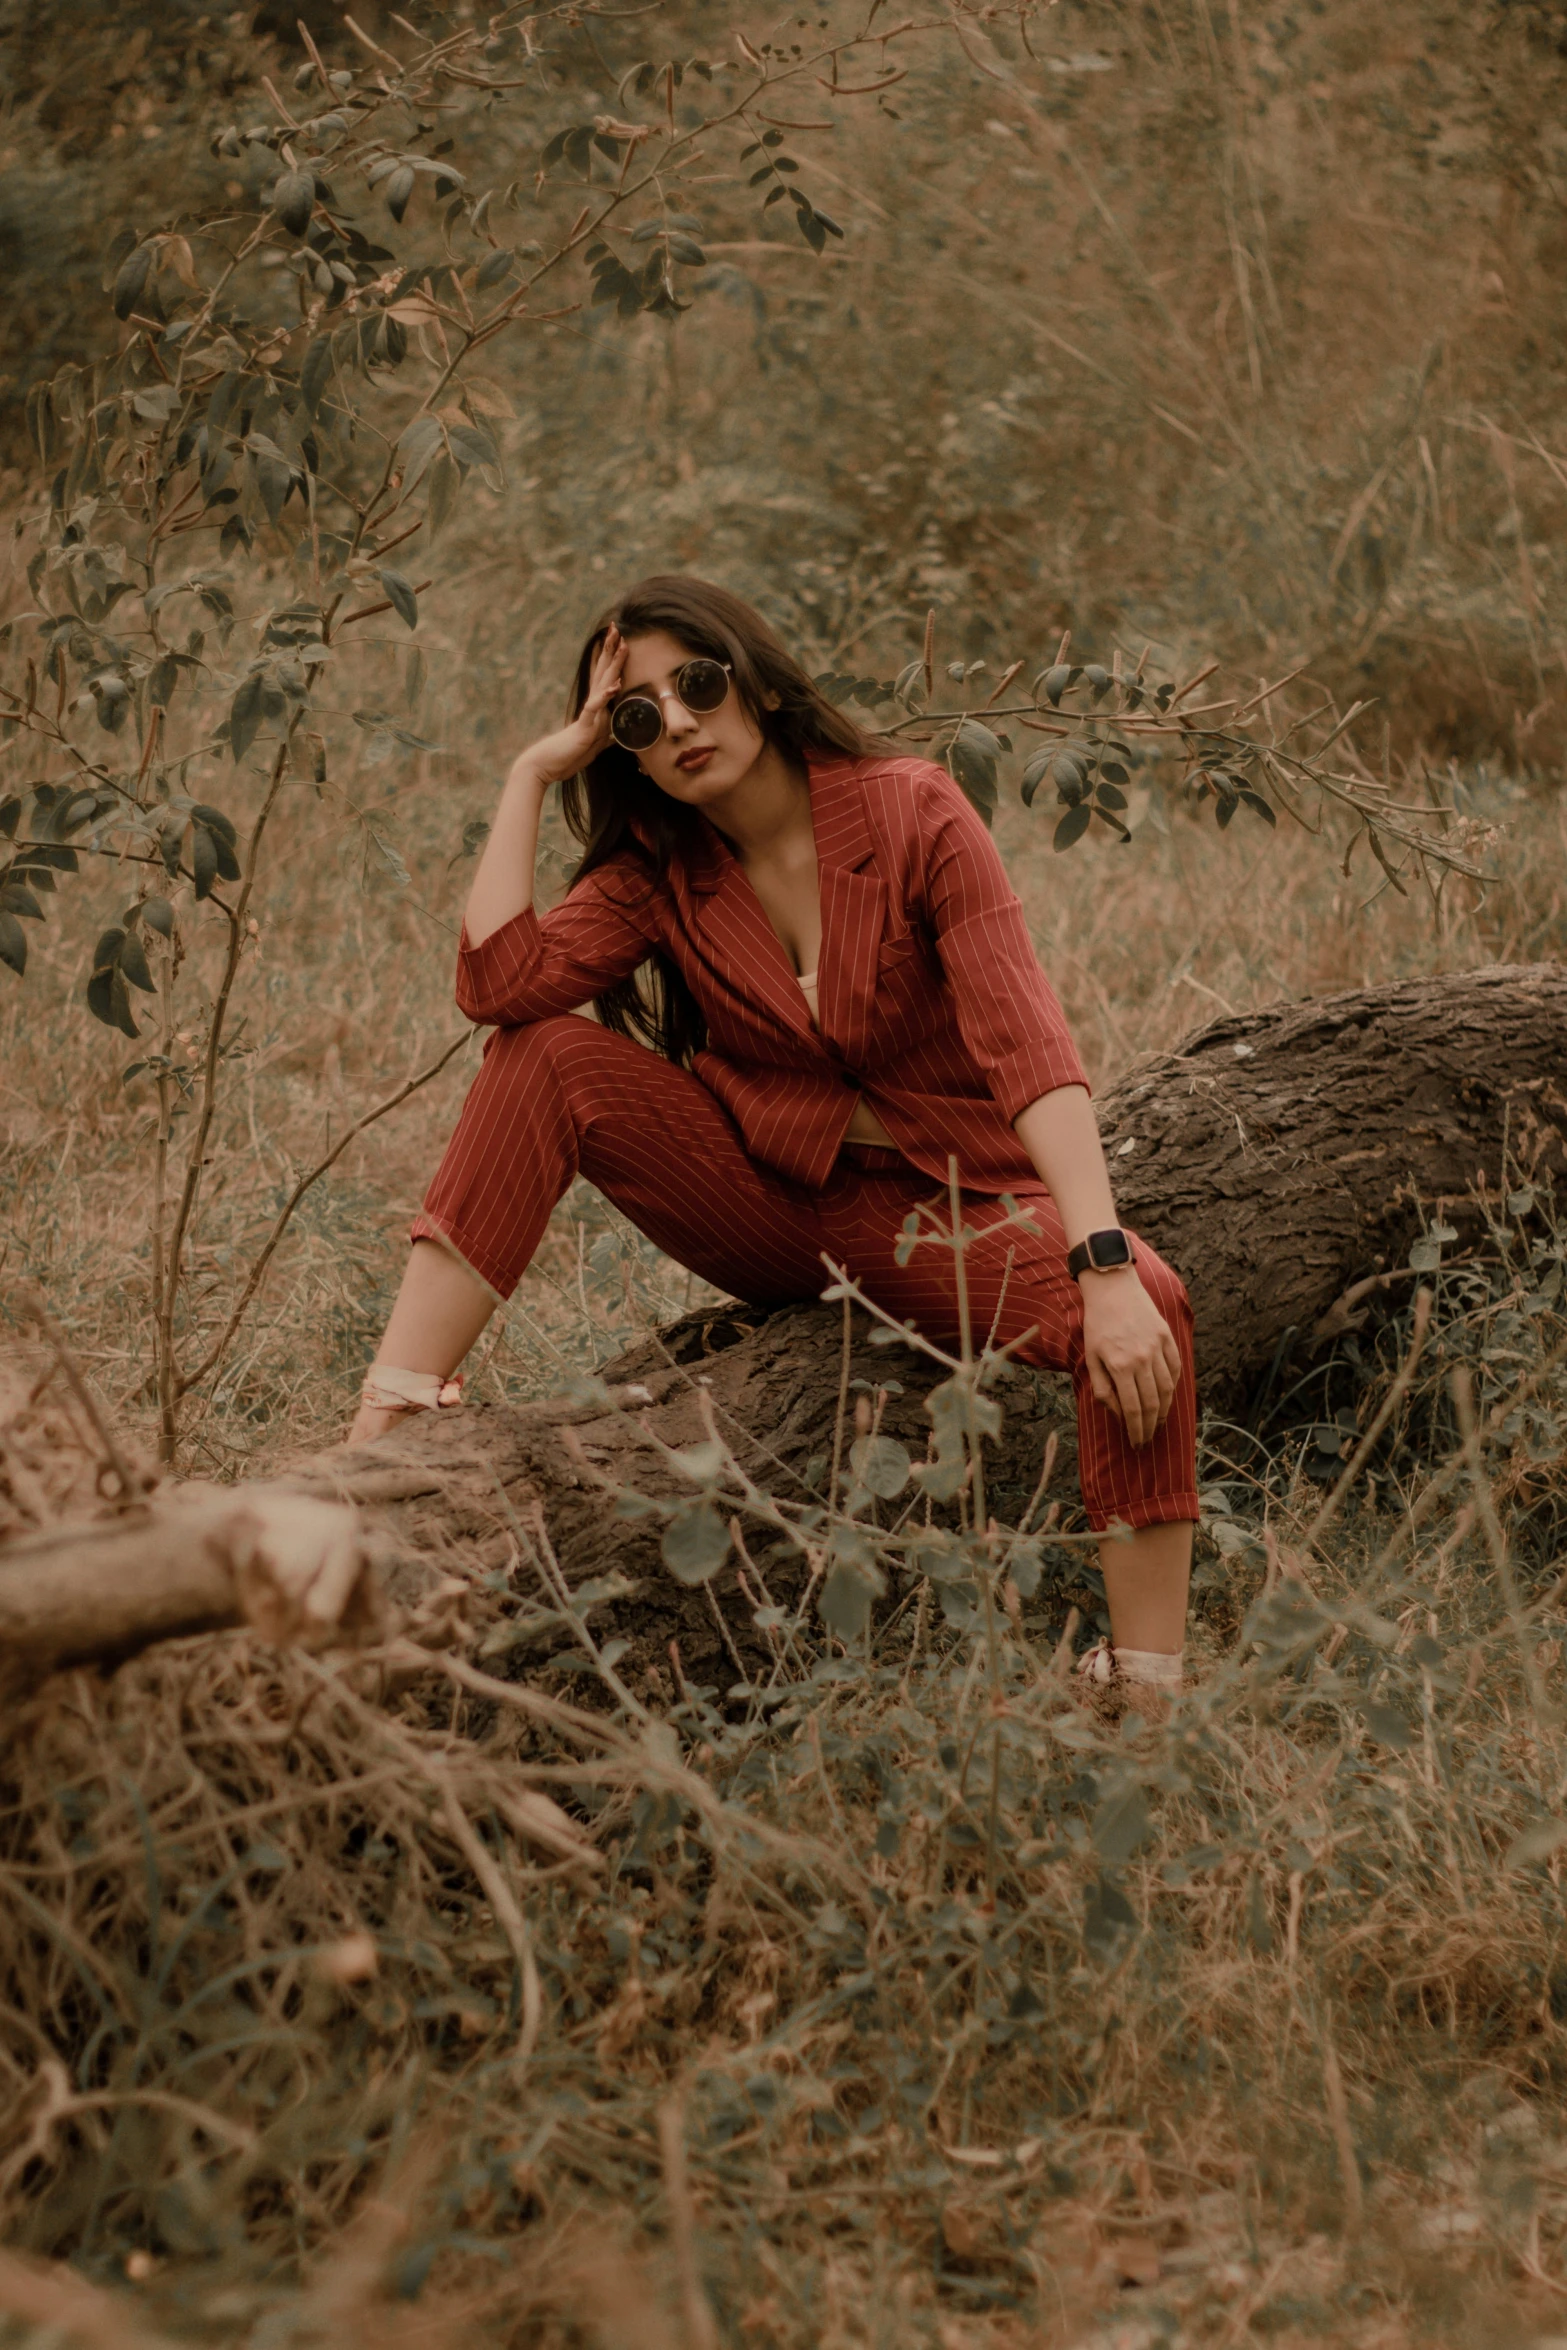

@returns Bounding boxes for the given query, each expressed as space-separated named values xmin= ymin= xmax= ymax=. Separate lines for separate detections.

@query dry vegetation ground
xmin=2 ymin=781 xmax=1566 ymax=2350
xmin=3 ymin=0 xmax=1567 ymax=2342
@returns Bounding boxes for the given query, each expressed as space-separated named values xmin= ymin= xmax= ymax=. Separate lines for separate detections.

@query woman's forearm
xmin=464 ymin=628 xmax=628 ymax=948
xmin=464 ymin=756 xmax=549 ymax=948
xmin=1012 ymin=1085 xmax=1121 ymax=1246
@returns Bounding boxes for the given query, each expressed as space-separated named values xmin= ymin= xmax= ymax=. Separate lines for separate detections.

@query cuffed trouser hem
xmin=409 ymin=1212 xmax=510 ymax=1308
xmin=1087 ymin=1492 xmax=1201 ymax=1535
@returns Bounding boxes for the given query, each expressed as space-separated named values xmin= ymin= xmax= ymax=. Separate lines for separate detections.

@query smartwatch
xmin=1067 ymin=1227 xmax=1136 ymax=1280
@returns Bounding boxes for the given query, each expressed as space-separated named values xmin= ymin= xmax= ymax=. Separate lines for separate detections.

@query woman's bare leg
xmin=346 ymin=1238 xmax=495 ymax=1444
xmin=1098 ymin=1519 xmax=1192 ymax=1655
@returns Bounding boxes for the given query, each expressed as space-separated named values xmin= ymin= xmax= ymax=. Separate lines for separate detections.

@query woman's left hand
xmin=1079 ymin=1269 xmax=1181 ymax=1446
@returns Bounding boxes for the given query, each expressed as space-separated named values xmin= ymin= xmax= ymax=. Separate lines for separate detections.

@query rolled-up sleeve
xmin=456 ymin=860 xmax=656 ymax=1024
xmin=918 ymin=770 xmax=1089 ymax=1116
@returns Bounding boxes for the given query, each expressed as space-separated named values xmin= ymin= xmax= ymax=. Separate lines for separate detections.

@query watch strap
xmin=1067 ymin=1228 xmax=1136 ymax=1279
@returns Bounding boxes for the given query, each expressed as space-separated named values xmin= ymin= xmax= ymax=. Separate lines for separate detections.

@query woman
xmin=351 ymin=577 xmax=1198 ymax=1694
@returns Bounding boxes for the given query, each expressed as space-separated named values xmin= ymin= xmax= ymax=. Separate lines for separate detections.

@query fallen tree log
xmin=1 ymin=961 xmax=1562 ymax=1694
xmin=1100 ymin=959 xmax=1567 ymax=1406
xmin=0 ymin=1487 xmax=381 ymax=1698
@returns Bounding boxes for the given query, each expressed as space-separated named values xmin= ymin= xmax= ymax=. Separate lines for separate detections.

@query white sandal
xmin=359 ymin=1364 xmax=464 ymax=1416
xmin=1076 ymin=1639 xmax=1183 ymax=1692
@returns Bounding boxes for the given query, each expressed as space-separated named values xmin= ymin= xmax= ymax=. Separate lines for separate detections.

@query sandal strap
xmin=360 ymin=1364 xmax=463 ymax=1412
xmin=1074 ymin=1639 xmax=1183 ymax=1690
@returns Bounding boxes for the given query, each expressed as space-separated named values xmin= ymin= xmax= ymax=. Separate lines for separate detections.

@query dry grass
xmin=0 ymin=1172 xmax=1565 ymax=2349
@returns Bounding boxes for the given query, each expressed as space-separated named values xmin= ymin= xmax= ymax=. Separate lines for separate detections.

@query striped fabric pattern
xmin=413 ymin=1018 xmax=1198 ymax=1531
xmin=453 ymin=753 xmax=1091 ymax=1193
xmin=413 ymin=752 xmax=1199 ymax=1530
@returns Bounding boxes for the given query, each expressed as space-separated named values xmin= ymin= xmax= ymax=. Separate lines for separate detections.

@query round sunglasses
xmin=608 ymin=657 xmax=732 ymax=752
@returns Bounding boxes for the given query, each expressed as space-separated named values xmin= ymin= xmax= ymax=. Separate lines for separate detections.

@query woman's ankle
xmin=345 ymin=1402 xmax=399 ymax=1447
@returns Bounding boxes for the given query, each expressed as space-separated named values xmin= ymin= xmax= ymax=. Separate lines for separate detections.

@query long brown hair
xmin=559 ymin=575 xmax=875 ymax=1066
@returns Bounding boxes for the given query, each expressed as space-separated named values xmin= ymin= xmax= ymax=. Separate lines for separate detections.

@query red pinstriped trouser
xmin=411 ymin=1017 xmax=1199 ymax=1532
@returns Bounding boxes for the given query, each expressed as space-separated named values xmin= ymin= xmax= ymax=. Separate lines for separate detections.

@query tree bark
xmin=1098 ymin=959 xmax=1567 ymax=1407
xmin=2 ymin=962 xmax=1561 ymax=1695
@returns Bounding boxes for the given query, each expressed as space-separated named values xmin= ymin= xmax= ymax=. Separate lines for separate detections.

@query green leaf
xmin=252 ymin=449 xmax=294 ymax=527
xmin=848 ymin=1434 xmax=911 ymax=1498
xmin=0 ymin=909 xmax=26 ymax=977
xmin=0 ymin=882 xmax=43 ymax=921
xmin=1506 ymin=1818 xmax=1567 ymax=1869
xmin=1092 ymin=1782 xmax=1153 ymax=1865
xmin=1008 ymin=1541 xmax=1043 ymax=1600
xmin=376 ymin=568 xmax=419 ymax=630
xmin=230 ymin=673 xmax=267 ymax=763
xmin=1362 ymin=1701 xmax=1413 ymax=1751
xmin=1053 ymin=804 xmax=1091 ymax=852
xmin=111 ymin=244 xmax=152 ymax=320
xmin=448 ymin=421 xmax=501 ymax=476
xmin=1083 ymin=1873 xmax=1137 ymax=1955
xmin=385 ymin=163 xmax=417 ymax=222
xmin=395 ymin=413 xmax=445 ymax=490
xmin=94 ymin=677 xmax=130 ymax=734
xmin=819 ymin=1556 xmax=885 ymax=1640
xmin=476 ymin=246 xmax=515 ymax=290
xmin=118 ymin=932 xmax=154 ymax=993
xmin=947 ymin=719 xmax=1000 ymax=824
xmin=191 ymin=822 xmax=219 ymax=900
xmin=190 ymin=803 xmax=238 ymax=848
xmin=273 ymin=168 xmax=316 ymax=236
xmin=102 ymin=224 xmax=137 ymax=286
xmin=141 ymin=895 xmax=175 ymax=939
xmin=661 ymin=1500 xmax=730 ymax=1585
xmin=1038 ymin=663 xmax=1074 ymax=706
xmin=426 ymin=449 xmax=459 ymax=537
xmin=1019 ymin=749 xmax=1054 ymax=810
xmin=87 ymin=961 xmax=139 ymax=1037
xmin=301 ymin=335 xmax=336 ymax=418
xmin=148 ymin=656 xmax=179 ymax=708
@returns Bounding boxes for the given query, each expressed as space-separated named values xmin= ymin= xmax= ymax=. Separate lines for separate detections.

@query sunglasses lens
xmin=611 ymin=696 xmax=662 ymax=751
xmin=678 ymin=658 xmax=729 ymax=713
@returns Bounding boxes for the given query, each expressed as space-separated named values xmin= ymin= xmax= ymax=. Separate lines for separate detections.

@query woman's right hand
xmin=510 ymin=625 xmax=627 ymax=792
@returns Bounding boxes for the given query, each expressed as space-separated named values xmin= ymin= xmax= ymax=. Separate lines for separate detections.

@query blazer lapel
xmin=811 ymin=758 xmax=885 ymax=1060
xmin=685 ymin=836 xmax=818 ymax=1042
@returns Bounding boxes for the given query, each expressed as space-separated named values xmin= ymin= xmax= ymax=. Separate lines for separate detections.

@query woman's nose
xmin=661 ymin=693 xmax=698 ymax=737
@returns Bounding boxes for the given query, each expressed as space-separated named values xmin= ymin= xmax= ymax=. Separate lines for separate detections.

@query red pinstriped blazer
xmin=454 ymin=753 xmax=1089 ymax=1194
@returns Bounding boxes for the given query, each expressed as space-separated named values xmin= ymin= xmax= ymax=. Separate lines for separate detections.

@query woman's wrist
xmin=505 ymin=748 xmax=554 ymax=797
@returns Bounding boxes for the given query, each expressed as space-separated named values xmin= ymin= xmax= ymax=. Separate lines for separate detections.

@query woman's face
xmin=611 ymin=628 xmax=771 ymax=807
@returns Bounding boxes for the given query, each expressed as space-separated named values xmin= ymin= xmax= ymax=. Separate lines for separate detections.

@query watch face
xmin=1090 ymin=1228 xmax=1134 ymax=1269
